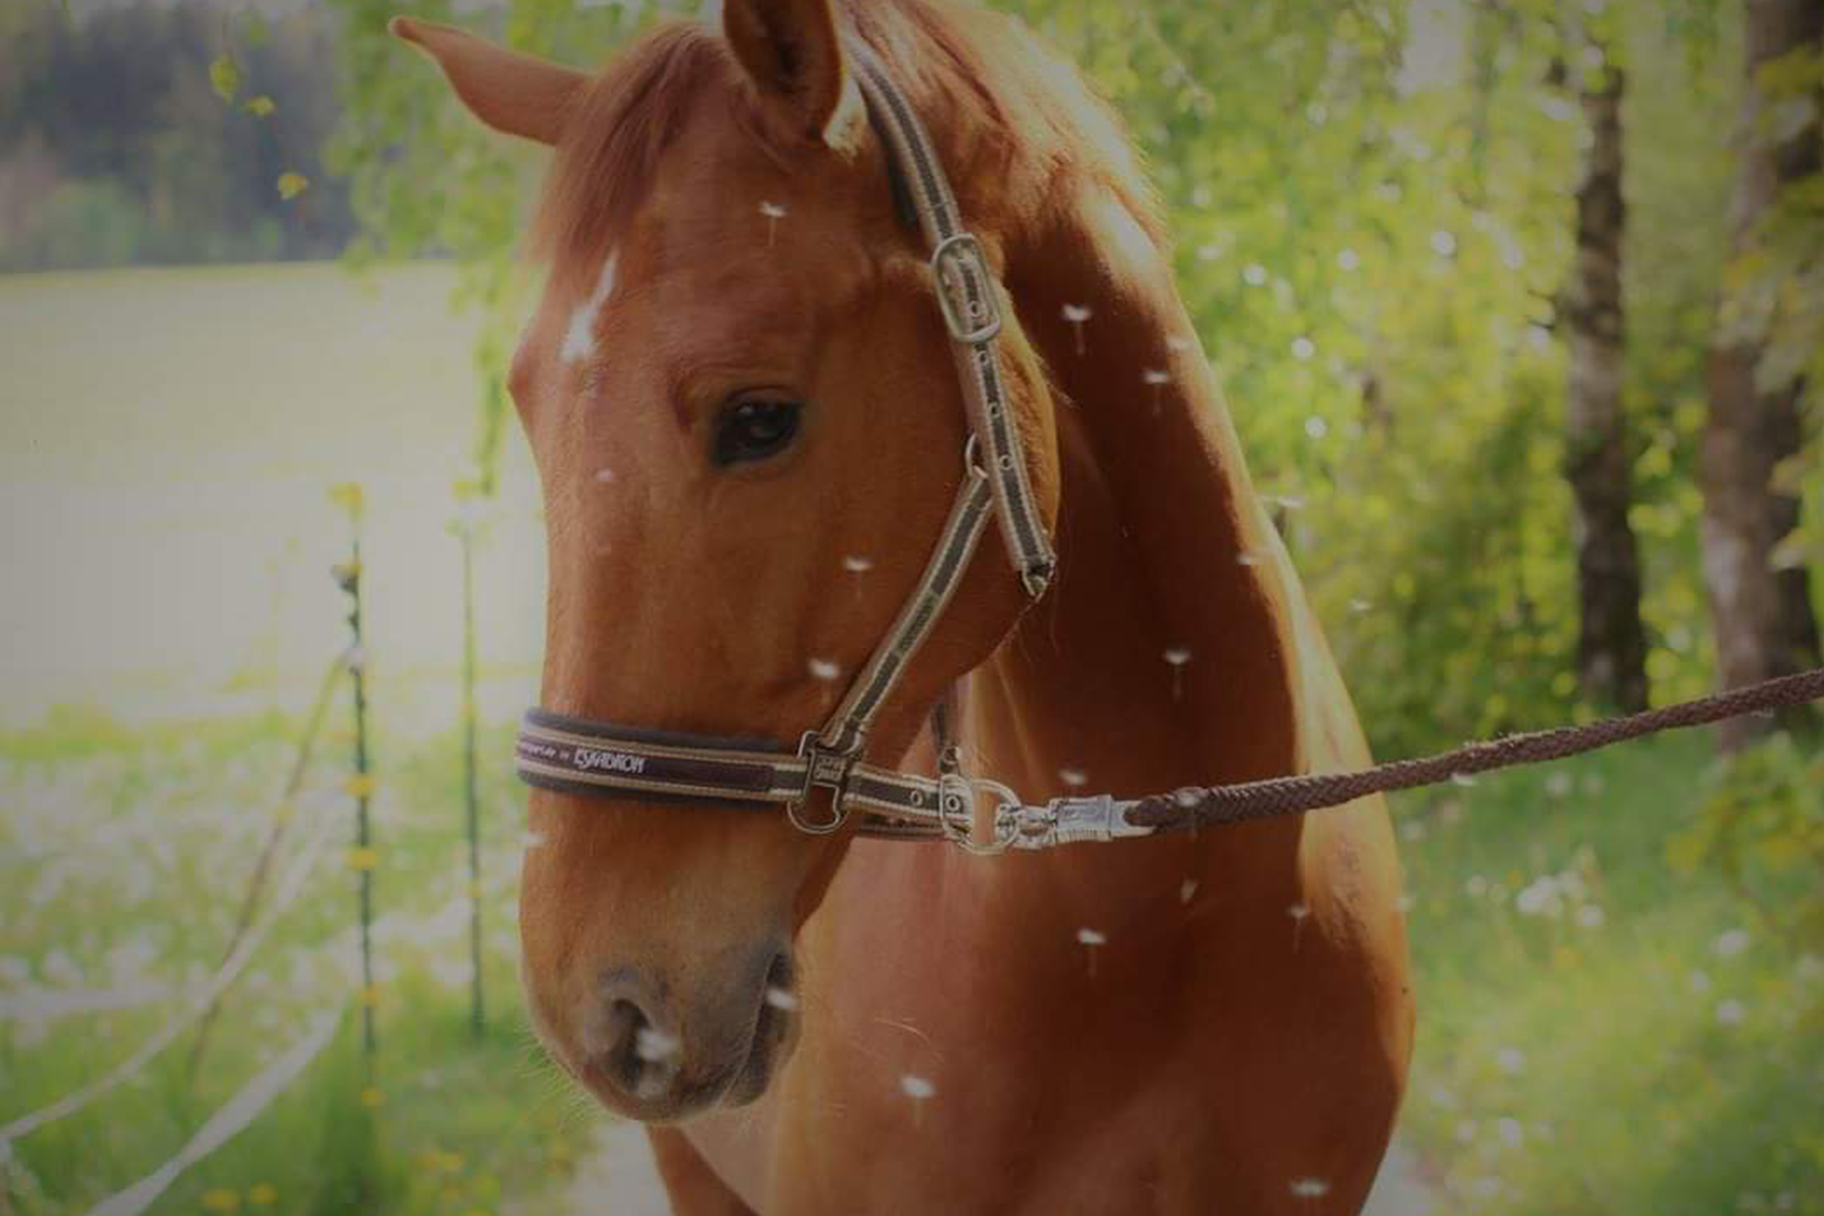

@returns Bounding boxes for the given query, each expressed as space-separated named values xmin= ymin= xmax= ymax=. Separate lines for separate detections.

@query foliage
xmin=0 ymin=709 xmax=596 ymax=1216
xmin=0 ymin=1 xmax=354 ymax=269
xmin=1671 ymin=732 xmax=1824 ymax=969
xmin=1398 ymin=738 xmax=1824 ymax=1213
xmin=1747 ymin=41 xmax=1824 ymax=575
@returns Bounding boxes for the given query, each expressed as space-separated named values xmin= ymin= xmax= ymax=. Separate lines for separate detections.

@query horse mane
xmin=530 ymin=0 xmax=1165 ymax=274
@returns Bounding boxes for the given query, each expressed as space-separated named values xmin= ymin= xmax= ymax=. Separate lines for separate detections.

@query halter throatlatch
xmin=514 ymin=37 xmax=1142 ymax=852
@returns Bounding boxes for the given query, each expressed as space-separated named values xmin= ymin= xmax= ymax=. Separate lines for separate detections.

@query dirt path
xmin=559 ymin=1123 xmax=1437 ymax=1214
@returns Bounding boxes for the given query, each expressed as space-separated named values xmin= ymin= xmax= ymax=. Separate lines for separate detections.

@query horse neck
xmin=962 ymin=191 xmax=1309 ymax=911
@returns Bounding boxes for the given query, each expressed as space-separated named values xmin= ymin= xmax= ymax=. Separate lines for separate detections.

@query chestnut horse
xmin=396 ymin=1 xmax=1412 ymax=1211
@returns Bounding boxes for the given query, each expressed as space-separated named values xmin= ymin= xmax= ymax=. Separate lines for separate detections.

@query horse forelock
xmin=530 ymin=0 xmax=1165 ymax=285
xmin=530 ymin=24 xmax=733 ymax=279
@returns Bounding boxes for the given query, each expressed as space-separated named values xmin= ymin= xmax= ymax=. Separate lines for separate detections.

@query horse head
xmin=396 ymin=0 xmax=1060 ymax=1122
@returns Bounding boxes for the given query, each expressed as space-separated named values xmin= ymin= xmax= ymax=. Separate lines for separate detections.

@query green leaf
xmin=276 ymin=171 xmax=310 ymax=201
xmin=244 ymin=95 xmax=276 ymax=118
xmin=209 ymin=53 xmax=240 ymax=103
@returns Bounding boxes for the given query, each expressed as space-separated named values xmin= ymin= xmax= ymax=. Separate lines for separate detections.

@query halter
xmin=515 ymin=41 xmax=1151 ymax=854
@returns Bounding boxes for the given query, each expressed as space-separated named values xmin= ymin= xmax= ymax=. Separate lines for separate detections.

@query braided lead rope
xmin=1125 ymin=668 xmax=1824 ymax=834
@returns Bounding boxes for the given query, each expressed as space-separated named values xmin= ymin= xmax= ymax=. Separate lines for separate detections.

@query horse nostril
xmin=762 ymin=949 xmax=797 ymax=1013
xmin=598 ymin=994 xmax=679 ymax=1100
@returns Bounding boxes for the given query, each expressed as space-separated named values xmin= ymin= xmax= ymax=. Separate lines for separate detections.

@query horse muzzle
xmin=569 ymin=944 xmax=798 ymax=1122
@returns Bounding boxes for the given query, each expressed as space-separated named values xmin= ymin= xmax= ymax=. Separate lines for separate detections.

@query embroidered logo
xmin=573 ymin=748 xmax=647 ymax=775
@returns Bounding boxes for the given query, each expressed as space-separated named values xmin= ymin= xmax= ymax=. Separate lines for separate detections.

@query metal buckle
xmin=788 ymin=732 xmax=860 ymax=836
xmin=1007 ymin=795 xmax=1152 ymax=851
xmin=931 ymin=233 xmax=1003 ymax=345
xmin=938 ymin=774 xmax=1023 ymax=856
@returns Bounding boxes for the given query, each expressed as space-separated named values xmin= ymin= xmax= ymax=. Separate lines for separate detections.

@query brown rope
xmin=1128 ymin=667 xmax=1824 ymax=834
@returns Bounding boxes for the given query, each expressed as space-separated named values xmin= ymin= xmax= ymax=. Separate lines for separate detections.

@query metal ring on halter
xmin=963 ymin=433 xmax=987 ymax=479
xmin=939 ymin=775 xmax=1022 ymax=857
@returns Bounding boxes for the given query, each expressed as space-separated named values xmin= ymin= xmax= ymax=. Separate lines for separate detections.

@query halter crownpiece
xmin=516 ymin=38 xmax=1824 ymax=852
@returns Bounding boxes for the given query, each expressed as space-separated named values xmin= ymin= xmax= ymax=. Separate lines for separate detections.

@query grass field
xmin=1 ymin=263 xmax=1819 ymax=1214
xmin=1398 ymin=735 xmax=1824 ymax=1214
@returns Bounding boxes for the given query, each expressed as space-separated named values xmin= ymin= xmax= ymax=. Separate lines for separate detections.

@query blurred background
xmin=1 ymin=0 xmax=1820 ymax=1212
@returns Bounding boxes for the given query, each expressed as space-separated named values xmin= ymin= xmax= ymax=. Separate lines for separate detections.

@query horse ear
xmin=720 ymin=0 xmax=856 ymax=146
xmin=390 ymin=17 xmax=587 ymax=147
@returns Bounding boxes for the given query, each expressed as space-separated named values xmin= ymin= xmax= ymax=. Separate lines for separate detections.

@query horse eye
xmin=712 ymin=395 xmax=802 ymax=467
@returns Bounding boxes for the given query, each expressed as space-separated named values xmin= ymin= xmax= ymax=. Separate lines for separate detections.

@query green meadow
xmin=1 ymin=264 xmax=1819 ymax=1213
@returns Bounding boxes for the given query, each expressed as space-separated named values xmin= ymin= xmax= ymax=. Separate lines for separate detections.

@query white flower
xmin=1496 ymin=1046 xmax=1526 ymax=1075
xmin=1243 ymin=263 xmax=1269 ymax=286
xmin=1304 ymin=416 xmax=1329 ymax=440
xmin=1336 ymin=249 xmax=1361 ymax=272
xmin=1515 ymin=875 xmax=1562 ymax=918
xmin=1576 ymin=904 xmax=1605 ymax=928
xmin=1714 ymin=929 xmax=1751 ymax=958
xmin=1290 ymin=337 xmax=1315 ymax=361
xmin=1496 ymin=1117 xmax=1524 ymax=1148
xmin=1716 ymin=999 xmax=1746 ymax=1026
xmin=1429 ymin=230 xmax=1457 ymax=257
